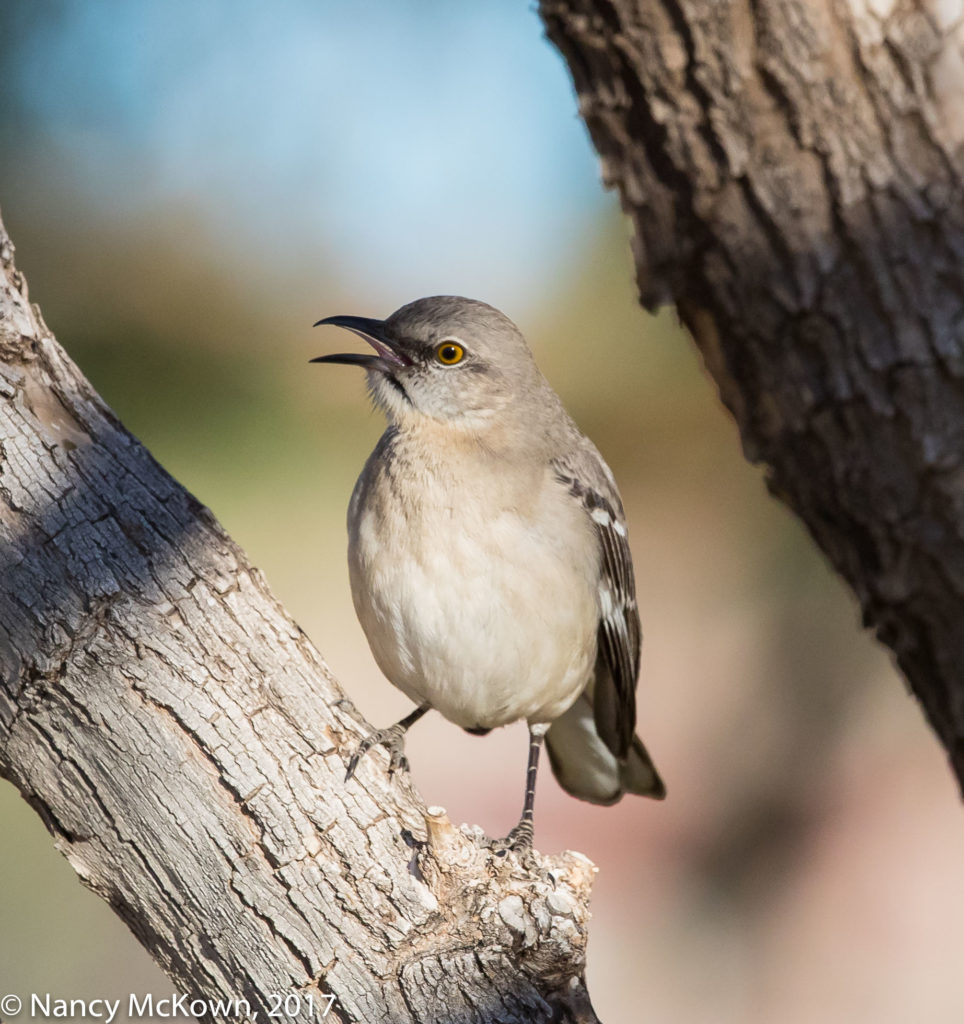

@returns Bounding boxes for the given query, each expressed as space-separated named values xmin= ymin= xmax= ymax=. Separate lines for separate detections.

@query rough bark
xmin=0 ymin=211 xmax=601 ymax=1023
xmin=541 ymin=0 xmax=964 ymax=786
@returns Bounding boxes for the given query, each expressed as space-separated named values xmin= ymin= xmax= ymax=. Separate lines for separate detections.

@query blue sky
xmin=10 ymin=0 xmax=613 ymax=310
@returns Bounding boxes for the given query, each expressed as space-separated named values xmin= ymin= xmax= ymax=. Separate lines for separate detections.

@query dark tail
xmin=545 ymin=692 xmax=665 ymax=805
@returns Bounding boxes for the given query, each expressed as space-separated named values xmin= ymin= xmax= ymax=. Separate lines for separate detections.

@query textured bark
xmin=541 ymin=0 xmax=964 ymax=785
xmin=0 ymin=211 xmax=601 ymax=1023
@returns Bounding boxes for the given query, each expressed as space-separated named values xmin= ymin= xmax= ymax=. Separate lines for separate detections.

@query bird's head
xmin=312 ymin=296 xmax=546 ymax=430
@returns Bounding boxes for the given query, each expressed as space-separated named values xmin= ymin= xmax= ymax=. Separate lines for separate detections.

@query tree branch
xmin=541 ymin=0 xmax=964 ymax=788
xmin=0 ymin=210 xmax=600 ymax=1023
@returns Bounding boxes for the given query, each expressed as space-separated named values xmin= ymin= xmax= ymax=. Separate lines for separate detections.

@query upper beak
xmin=310 ymin=314 xmax=411 ymax=369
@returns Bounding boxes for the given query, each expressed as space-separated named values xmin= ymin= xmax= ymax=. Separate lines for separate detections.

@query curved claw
xmin=344 ymin=722 xmax=411 ymax=782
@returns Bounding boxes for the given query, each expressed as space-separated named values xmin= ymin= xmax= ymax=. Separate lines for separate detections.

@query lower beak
xmin=311 ymin=314 xmax=411 ymax=369
xmin=309 ymin=351 xmax=379 ymax=368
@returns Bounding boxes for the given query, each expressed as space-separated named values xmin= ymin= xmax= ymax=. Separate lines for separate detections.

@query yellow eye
xmin=435 ymin=341 xmax=465 ymax=365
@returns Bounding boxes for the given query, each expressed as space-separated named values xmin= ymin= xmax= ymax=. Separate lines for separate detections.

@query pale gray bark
xmin=541 ymin=0 xmax=964 ymax=787
xmin=0 ymin=212 xmax=600 ymax=1023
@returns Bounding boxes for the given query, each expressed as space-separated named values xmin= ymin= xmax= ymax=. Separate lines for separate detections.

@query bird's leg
xmin=345 ymin=703 xmax=431 ymax=781
xmin=492 ymin=723 xmax=547 ymax=854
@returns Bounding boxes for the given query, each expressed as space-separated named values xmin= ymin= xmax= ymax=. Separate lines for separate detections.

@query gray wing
xmin=552 ymin=443 xmax=639 ymax=760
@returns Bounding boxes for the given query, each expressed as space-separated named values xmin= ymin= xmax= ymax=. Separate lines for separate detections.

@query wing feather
xmin=552 ymin=452 xmax=639 ymax=759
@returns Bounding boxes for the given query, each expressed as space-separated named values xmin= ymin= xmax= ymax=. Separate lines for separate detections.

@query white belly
xmin=347 ymin=451 xmax=599 ymax=730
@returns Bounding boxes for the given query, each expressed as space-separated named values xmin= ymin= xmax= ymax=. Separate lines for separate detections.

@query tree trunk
xmin=541 ymin=0 xmax=964 ymax=787
xmin=0 ymin=212 xmax=600 ymax=1023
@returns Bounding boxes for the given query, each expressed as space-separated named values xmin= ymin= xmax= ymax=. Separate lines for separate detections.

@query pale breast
xmin=347 ymin=437 xmax=600 ymax=730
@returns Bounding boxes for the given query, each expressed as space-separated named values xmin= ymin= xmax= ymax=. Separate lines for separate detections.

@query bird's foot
xmin=487 ymin=818 xmax=534 ymax=858
xmin=345 ymin=724 xmax=410 ymax=781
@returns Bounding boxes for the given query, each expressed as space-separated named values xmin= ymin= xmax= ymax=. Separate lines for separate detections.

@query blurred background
xmin=2 ymin=2 xmax=964 ymax=1022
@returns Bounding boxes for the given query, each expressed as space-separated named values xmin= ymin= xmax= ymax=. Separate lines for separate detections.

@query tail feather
xmin=545 ymin=692 xmax=665 ymax=806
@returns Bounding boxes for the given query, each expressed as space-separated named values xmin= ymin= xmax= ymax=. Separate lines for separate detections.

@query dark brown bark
xmin=0 ymin=210 xmax=601 ymax=1022
xmin=541 ymin=0 xmax=964 ymax=786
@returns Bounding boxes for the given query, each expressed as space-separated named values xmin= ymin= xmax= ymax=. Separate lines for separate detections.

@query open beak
xmin=311 ymin=315 xmax=411 ymax=369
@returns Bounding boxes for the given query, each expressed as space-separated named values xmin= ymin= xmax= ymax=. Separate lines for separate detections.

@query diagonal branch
xmin=0 ymin=209 xmax=601 ymax=1024
xmin=541 ymin=0 xmax=964 ymax=790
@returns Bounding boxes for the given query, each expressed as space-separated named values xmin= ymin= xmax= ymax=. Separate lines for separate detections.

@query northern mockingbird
xmin=313 ymin=296 xmax=664 ymax=850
